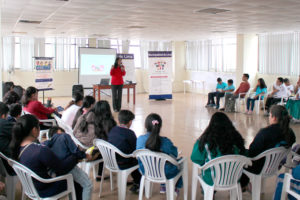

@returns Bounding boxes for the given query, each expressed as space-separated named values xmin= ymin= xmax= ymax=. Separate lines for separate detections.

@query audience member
xmin=284 ymin=78 xmax=294 ymax=96
xmin=10 ymin=114 xmax=83 ymax=199
xmin=22 ymin=86 xmax=56 ymax=120
xmin=245 ymin=78 xmax=267 ymax=114
xmin=3 ymin=91 xmax=20 ymax=106
xmin=0 ymin=181 xmax=7 ymax=200
xmin=72 ymin=96 xmax=95 ymax=129
xmin=265 ymin=77 xmax=288 ymax=114
xmin=221 ymin=74 xmax=250 ymax=112
xmin=241 ymin=105 xmax=296 ymax=189
xmin=206 ymin=78 xmax=227 ymax=108
xmin=43 ymin=126 xmax=93 ymax=200
xmin=108 ymin=110 xmax=141 ymax=193
xmin=215 ymin=79 xmax=235 ymax=109
xmin=295 ymin=76 xmax=300 ymax=99
xmin=191 ymin=112 xmax=246 ymax=186
xmin=7 ymin=103 xmax=22 ymax=123
xmin=136 ymin=113 xmax=182 ymax=195
xmin=62 ymin=93 xmax=83 ymax=127
xmin=13 ymin=85 xmax=24 ymax=101
xmin=2 ymin=82 xmax=14 ymax=97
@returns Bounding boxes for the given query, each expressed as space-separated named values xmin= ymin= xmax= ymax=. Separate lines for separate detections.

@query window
xmin=14 ymin=37 xmax=21 ymax=69
xmin=185 ymin=37 xmax=236 ymax=72
xmin=128 ymin=40 xmax=141 ymax=68
xmin=110 ymin=39 xmax=122 ymax=53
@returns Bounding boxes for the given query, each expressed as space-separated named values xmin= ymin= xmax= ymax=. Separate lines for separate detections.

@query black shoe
xmin=129 ymin=183 xmax=139 ymax=194
xmin=95 ymin=175 xmax=110 ymax=182
xmin=219 ymin=108 xmax=225 ymax=111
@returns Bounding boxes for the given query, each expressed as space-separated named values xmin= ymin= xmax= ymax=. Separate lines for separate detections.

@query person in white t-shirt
xmin=61 ymin=93 xmax=83 ymax=127
xmin=265 ymin=77 xmax=288 ymax=114
xmin=284 ymin=78 xmax=294 ymax=96
xmin=295 ymin=76 xmax=300 ymax=99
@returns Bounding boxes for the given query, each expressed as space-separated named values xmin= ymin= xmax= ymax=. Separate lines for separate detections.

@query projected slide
xmin=80 ymin=54 xmax=115 ymax=75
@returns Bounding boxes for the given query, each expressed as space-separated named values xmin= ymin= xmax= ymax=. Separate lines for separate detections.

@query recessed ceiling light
xmin=36 ymin=27 xmax=56 ymax=30
xmin=12 ymin=31 xmax=27 ymax=34
xmin=127 ymin=26 xmax=146 ymax=29
xmin=90 ymin=34 xmax=106 ymax=37
xmin=56 ymin=0 xmax=69 ymax=1
xmin=211 ymin=31 xmax=227 ymax=33
xmin=194 ymin=8 xmax=230 ymax=14
xmin=19 ymin=20 xmax=41 ymax=24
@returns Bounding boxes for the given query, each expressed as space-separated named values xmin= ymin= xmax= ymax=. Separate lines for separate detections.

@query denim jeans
xmin=273 ymin=173 xmax=298 ymax=200
xmin=70 ymin=166 xmax=93 ymax=200
xmin=246 ymin=97 xmax=258 ymax=111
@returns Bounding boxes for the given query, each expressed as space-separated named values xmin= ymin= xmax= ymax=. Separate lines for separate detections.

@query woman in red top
xmin=110 ymin=57 xmax=126 ymax=112
xmin=22 ymin=86 xmax=56 ymax=120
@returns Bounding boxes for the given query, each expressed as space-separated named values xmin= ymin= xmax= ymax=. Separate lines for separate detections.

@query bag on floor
xmin=225 ymin=97 xmax=236 ymax=112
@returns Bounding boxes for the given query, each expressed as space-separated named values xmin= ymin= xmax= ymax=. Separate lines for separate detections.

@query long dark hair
xmin=145 ymin=113 xmax=162 ymax=152
xmin=198 ymin=112 xmax=245 ymax=156
xmin=269 ymin=105 xmax=293 ymax=146
xmin=78 ymin=100 xmax=116 ymax=140
xmin=114 ymin=57 xmax=121 ymax=69
xmin=10 ymin=114 xmax=39 ymax=160
xmin=3 ymin=82 xmax=14 ymax=96
xmin=258 ymin=78 xmax=267 ymax=89
xmin=3 ymin=91 xmax=20 ymax=105
xmin=65 ymin=92 xmax=83 ymax=110
xmin=72 ymin=96 xmax=95 ymax=129
xmin=22 ymin=87 xmax=38 ymax=106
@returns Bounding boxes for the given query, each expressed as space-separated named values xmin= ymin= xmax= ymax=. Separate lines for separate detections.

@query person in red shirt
xmin=220 ymin=74 xmax=250 ymax=112
xmin=22 ymin=86 xmax=56 ymax=120
xmin=110 ymin=57 xmax=126 ymax=112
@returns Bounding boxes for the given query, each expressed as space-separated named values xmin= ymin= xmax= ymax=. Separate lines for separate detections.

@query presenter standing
xmin=110 ymin=57 xmax=126 ymax=112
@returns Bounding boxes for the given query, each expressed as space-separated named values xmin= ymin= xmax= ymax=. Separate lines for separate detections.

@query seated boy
xmin=284 ymin=78 xmax=294 ymax=96
xmin=107 ymin=110 xmax=141 ymax=194
xmin=215 ymin=79 xmax=235 ymax=109
xmin=43 ymin=126 xmax=93 ymax=200
xmin=7 ymin=103 xmax=22 ymax=123
xmin=206 ymin=78 xmax=227 ymax=107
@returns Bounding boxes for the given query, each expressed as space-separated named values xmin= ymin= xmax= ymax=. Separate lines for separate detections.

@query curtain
xmin=259 ymin=32 xmax=300 ymax=76
xmin=20 ymin=37 xmax=34 ymax=70
xmin=2 ymin=37 xmax=14 ymax=71
xmin=140 ymin=41 xmax=172 ymax=69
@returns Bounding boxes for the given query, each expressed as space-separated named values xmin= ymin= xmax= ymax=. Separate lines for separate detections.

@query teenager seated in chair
xmin=205 ymin=78 xmax=227 ymax=108
xmin=10 ymin=114 xmax=83 ymax=199
xmin=220 ymin=74 xmax=250 ymax=112
xmin=22 ymin=87 xmax=57 ymax=126
xmin=43 ymin=126 xmax=93 ymax=200
xmin=3 ymin=91 xmax=20 ymax=106
xmin=73 ymin=100 xmax=116 ymax=179
xmin=284 ymin=78 xmax=295 ymax=97
xmin=13 ymin=85 xmax=25 ymax=101
xmin=2 ymin=82 xmax=14 ymax=97
xmin=214 ymin=79 xmax=235 ymax=110
xmin=136 ymin=113 xmax=182 ymax=196
xmin=62 ymin=93 xmax=83 ymax=127
xmin=264 ymin=77 xmax=288 ymax=115
xmin=108 ymin=110 xmax=141 ymax=194
xmin=72 ymin=96 xmax=95 ymax=129
xmin=245 ymin=78 xmax=267 ymax=115
xmin=295 ymin=77 xmax=300 ymax=100
xmin=240 ymin=105 xmax=296 ymax=191
xmin=191 ymin=112 xmax=246 ymax=187
xmin=7 ymin=103 xmax=22 ymax=123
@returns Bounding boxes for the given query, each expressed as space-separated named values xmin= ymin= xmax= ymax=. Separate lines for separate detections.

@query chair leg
xmin=117 ymin=171 xmax=128 ymax=200
xmin=139 ymin=176 xmax=145 ymax=200
xmin=5 ymin=175 xmax=16 ymax=200
xmin=145 ymin=180 xmax=153 ymax=198
xmin=237 ymin=185 xmax=242 ymax=200
xmin=166 ymin=180 xmax=175 ymax=200
xmin=99 ymin=167 xmax=106 ymax=197
xmin=110 ymin=171 xmax=114 ymax=191
xmin=183 ymin=159 xmax=188 ymax=200
xmin=204 ymin=187 xmax=214 ymax=200
xmin=251 ymin=175 xmax=262 ymax=200
xmin=191 ymin=165 xmax=198 ymax=200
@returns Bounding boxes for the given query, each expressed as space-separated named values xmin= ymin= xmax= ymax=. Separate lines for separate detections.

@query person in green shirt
xmin=191 ymin=112 xmax=246 ymax=186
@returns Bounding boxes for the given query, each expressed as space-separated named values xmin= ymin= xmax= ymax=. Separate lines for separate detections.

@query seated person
xmin=43 ymin=126 xmax=93 ymax=200
xmin=7 ymin=103 xmax=22 ymax=123
xmin=240 ymin=105 xmax=296 ymax=190
xmin=221 ymin=74 xmax=250 ymax=112
xmin=215 ymin=79 xmax=235 ymax=109
xmin=265 ymin=77 xmax=288 ymax=114
xmin=10 ymin=114 xmax=83 ymax=199
xmin=22 ymin=86 xmax=56 ymax=120
xmin=136 ymin=113 xmax=182 ymax=196
xmin=206 ymin=78 xmax=227 ymax=108
xmin=245 ymin=78 xmax=267 ymax=114
xmin=191 ymin=112 xmax=246 ymax=186
xmin=72 ymin=96 xmax=95 ymax=129
xmin=3 ymin=91 xmax=20 ymax=106
xmin=284 ymin=78 xmax=294 ymax=96
xmin=108 ymin=110 xmax=141 ymax=193
xmin=273 ymin=164 xmax=300 ymax=200
xmin=62 ymin=93 xmax=83 ymax=127
xmin=13 ymin=85 xmax=25 ymax=101
xmin=295 ymin=77 xmax=300 ymax=100
xmin=2 ymin=82 xmax=14 ymax=97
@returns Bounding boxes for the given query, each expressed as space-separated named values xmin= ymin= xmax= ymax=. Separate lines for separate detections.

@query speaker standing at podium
xmin=110 ymin=57 xmax=126 ymax=112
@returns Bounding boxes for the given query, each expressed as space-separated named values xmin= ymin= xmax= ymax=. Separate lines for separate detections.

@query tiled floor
xmin=16 ymin=93 xmax=300 ymax=199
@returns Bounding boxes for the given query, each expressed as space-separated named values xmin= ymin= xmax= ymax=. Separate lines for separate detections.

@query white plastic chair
xmin=133 ymin=149 xmax=188 ymax=200
xmin=183 ymin=80 xmax=193 ymax=94
xmin=94 ymin=139 xmax=139 ymax=200
xmin=235 ymin=89 xmax=251 ymax=112
xmin=244 ymin=147 xmax=290 ymax=200
xmin=191 ymin=155 xmax=252 ymax=200
xmin=8 ymin=158 xmax=76 ymax=200
xmin=53 ymin=114 xmax=103 ymax=180
xmin=0 ymin=152 xmax=24 ymax=200
xmin=284 ymin=144 xmax=300 ymax=172
xmin=280 ymin=173 xmax=300 ymax=200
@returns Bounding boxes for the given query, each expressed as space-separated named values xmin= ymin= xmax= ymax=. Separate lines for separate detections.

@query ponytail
xmin=270 ymin=105 xmax=292 ymax=146
xmin=10 ymin=114 xmax=39 ymax=160
xmin=145 ymin=113 xmax=162 ymax=152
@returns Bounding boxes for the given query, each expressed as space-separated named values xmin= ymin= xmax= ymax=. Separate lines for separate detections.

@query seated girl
xmin=241 ymin=105 xmax=296 ymax=189
xmin=245 ymin=78 xmax=267 ymax=114
xmin=191 ymin=112 xmax=246 ymax=186
xmin=10 ymin=114 xmax=83 ymax=199
xmin=136 ymin=113 xmax=182 ymax=195
xmin=72 ymin=96 xmax=95 ymax=129
xmin=62 ymin=93 xmax=83 ymax=127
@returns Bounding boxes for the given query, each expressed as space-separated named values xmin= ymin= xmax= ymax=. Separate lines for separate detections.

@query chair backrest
xmin=198 ymin=155 xmax=251 ymax=189
xmin=53 ymin=114 xmax=73 ymax=134
xmin=94 ymin=139 xmax=130 ymax=172
xmin=282 ymin=173 xmax=300 ymax=199
xmin=255 ymin=147 xmax=290 ymax=177
xmin=133 ymin=149 xmax=179 ymax=183
xmin=0 ymin=152 xmax=10 ymax=176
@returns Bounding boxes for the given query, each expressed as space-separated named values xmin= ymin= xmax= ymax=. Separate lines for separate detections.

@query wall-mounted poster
xmin=148 ymin=51 xmax=172 ymax=100
xmin=34 ymin=57 xmax=53 ymax=91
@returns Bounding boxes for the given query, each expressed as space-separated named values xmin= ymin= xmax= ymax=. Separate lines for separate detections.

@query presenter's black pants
xmin=111 ymin=84 xmax=123 ymax=111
